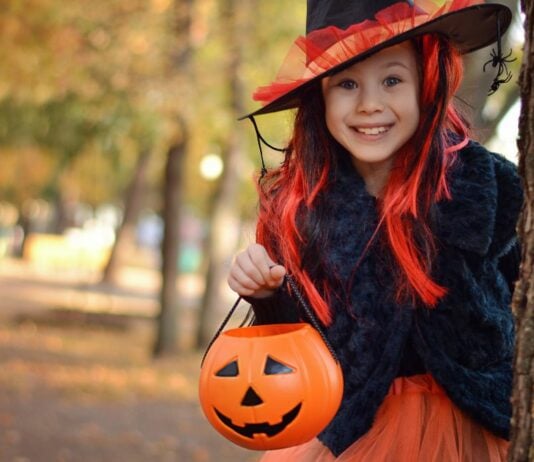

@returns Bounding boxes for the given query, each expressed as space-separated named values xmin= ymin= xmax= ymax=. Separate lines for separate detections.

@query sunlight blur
xmin=199 ymin=153 xmax=224 ymax=180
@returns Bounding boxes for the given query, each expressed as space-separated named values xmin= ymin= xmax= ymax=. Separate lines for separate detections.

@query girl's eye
xmin=384 ymin=77 xmax=401 ymax=87
xmin=338 ymin=80 xmax=357 ymax=90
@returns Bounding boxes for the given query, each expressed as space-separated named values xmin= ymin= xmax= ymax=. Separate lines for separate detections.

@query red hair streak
xmin=382 ymin=35 xmax=468 ymax=307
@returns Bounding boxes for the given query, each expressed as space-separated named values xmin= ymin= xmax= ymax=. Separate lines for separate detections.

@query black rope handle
xmin=200 ymin=274 xmax=339 ymax=366
xmin=201 ymin=295 xmax=243 ymax=366
xmin=284 ymin=275 xmax=339 ymax=363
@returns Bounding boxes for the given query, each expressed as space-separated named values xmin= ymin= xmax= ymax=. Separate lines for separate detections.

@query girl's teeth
xmin=356 ymin=126 xmax=388 ymax=135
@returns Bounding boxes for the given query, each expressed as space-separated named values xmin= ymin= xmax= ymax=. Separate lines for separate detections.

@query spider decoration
xmin=483 ymin=48 xmax=516 ymax=95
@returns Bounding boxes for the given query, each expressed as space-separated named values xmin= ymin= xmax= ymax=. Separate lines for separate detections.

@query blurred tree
xmin=151 ymin=0 xmax=307 ymax=353
xmin=195 ymin=0 xmax=246 ymax=348
xmin=101 ymin=147 xmax=151 ymax=284
xmin=0 ymin=94 xmax=136 ymax=257
xmin=153 ymin=0 xmax=194 ymax=356
xmin=509 ymin=0 xmax=534 ymax=459
xmin=0 ymin=0 xmax=171 ymax=219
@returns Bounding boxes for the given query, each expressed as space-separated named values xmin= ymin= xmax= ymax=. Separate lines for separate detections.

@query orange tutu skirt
xmin=259 ymin=374 xmax=509 ymax=462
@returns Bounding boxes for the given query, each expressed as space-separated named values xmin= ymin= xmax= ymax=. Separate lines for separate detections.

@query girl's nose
xmin=356 ymin=86 xmax=384 ymax=114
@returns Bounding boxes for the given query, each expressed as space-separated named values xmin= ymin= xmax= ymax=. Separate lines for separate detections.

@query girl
xmin=228 ymin=0 xmax=523 ymax=460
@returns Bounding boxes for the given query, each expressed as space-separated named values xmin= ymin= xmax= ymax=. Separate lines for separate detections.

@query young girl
xmin=227 ymin=0 xmax=523 ymax=460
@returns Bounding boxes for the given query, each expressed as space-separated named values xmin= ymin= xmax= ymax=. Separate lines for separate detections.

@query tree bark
xmin=101 ymin=148 xmax=151 ymax=285
xmin=154 ymin=129 xmax=186 ymax=356
xmin=195 ymin=0 xmax=246 ymax=348
xmin=509 ymin=0 xmax=534 ymax=460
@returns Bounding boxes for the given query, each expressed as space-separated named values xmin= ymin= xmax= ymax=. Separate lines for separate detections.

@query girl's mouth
xmin=353 ymin=125 xmax=391 ymax=135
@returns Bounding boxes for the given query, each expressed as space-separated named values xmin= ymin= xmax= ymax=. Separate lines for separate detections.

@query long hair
xmin=256 ymin=34 xmax=469 ymax=325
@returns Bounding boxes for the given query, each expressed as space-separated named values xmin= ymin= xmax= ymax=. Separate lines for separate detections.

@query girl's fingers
xmin=246 ymin=244 xmax=271 ymax=279
xmin=229 ymin=262 xmax=260 ymax=290
xmin=227 ymin=275 xmax=254 ymax=296
xmin=235 ymin=251 xmax=265 ymax=286
xmin=247 ymin=244 xmax=285 ymax=286
xmin=228 ymin=265 xmax=261 ymax=296
xmin=269 ymin=264 xmax=287 ymax=285
xmin=227 ymin=244 xmax=287 ymax=297
xmin=228 ymin=266 xmax=277 ymax=298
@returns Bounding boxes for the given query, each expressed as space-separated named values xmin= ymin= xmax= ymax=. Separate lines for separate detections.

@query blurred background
xmin=0 ymin=0 xmax=525 ymax=461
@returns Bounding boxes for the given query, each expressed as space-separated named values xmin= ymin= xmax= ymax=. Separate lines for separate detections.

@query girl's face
xmin=321 ymin=41 xmax=420 ymax=178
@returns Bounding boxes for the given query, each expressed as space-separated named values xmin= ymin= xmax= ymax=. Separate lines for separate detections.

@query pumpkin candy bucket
xmin=199 ymin=276 xmax=343 ymax=450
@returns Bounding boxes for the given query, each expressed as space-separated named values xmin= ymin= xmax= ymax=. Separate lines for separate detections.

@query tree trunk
xmin=153 ymin=0 xmax=194 ymax=356
xmin=195 ymin=0 xmax=246 ymax=348
xmin=153 ymin=130 xmax=186 ymax=356
xmin=195 ymin=135 xmax=242 ymax=348
xmin=52 ymin=192 xmax=72 ymax=234
xmin=508 ymin=0 xmax=534 ymax=460
xmin=101 ymin=148 xmax=151 ymax=285
xmin=46 ymin=154 xmax=74 ymax=234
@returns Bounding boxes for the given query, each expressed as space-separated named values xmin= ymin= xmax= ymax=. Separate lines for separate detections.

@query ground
xmin=0 ymin=258 xmax=258 ymax=462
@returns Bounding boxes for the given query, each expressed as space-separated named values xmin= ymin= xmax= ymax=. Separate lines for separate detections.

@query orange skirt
xmin=259 ymin=374 xmax=509 ymax=462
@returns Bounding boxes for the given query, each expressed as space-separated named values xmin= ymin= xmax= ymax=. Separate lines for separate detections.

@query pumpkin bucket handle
xmin=201 ymin=274 xmax=339 ymax=366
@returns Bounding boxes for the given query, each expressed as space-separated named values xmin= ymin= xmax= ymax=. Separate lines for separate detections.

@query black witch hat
xmin=245 ymin=0 xmax=512 ymax=118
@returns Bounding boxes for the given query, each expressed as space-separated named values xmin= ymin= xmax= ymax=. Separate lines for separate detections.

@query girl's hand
xmin=227 ymin=243 xmax=286 ymax=298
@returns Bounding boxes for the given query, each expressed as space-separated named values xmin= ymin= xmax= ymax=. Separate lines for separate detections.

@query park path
xmin=0 ymin=257 xmax=258 ymax=462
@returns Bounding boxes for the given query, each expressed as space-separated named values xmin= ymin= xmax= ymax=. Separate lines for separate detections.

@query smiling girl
xmin=321 ymin=41 xmax=420 ymax=196
xmin=227 ymin=1 xmax=523 ymax=461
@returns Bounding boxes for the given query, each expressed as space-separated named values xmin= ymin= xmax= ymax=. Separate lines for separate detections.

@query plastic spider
xmin=483 ymin=48 xmax=516 ymax=95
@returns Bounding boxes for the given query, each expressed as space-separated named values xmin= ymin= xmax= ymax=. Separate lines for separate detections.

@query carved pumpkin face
xmin=199 ymin=323 xmax=343 ymax=450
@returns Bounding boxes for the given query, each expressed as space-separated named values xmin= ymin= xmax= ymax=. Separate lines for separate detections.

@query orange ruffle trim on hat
xmin=253 ymin=0 xmax=481 ymax=106
xmin=258 ymin=374 xmax=509 ymax=462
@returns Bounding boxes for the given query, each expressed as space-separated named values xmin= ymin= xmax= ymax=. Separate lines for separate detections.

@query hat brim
xmin=241 ymin=3 xmax=511 ymax=120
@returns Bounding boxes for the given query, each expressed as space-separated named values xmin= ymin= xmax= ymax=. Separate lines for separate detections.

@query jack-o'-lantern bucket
xmin=198 ymin=277 xmax=343 ymax=450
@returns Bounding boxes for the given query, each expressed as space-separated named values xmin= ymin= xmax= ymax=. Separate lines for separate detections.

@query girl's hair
xmin=256 ymin=34 xmax=469 ymax=325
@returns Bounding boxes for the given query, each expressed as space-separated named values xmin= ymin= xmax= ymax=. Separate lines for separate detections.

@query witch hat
xmin=246 ymin=0 xmax=512 ymax=118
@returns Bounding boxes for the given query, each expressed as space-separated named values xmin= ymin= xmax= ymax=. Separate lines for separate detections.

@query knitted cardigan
xmin=250 ymin=140 xmax=524 ymax=456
